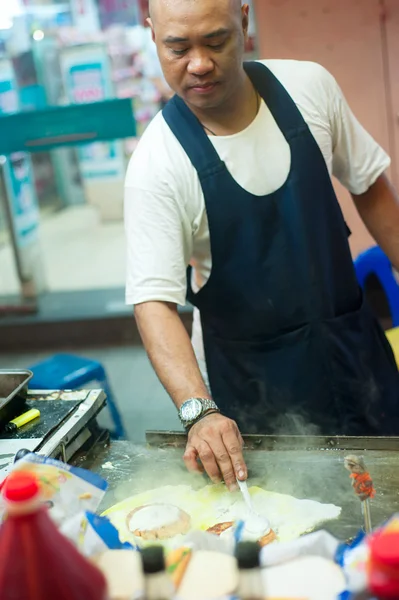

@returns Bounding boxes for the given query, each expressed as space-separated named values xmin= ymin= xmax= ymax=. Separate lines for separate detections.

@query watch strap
xmin=185 ymin=410 xmax=220 ymax=432
xmin=200 ymin=398 xmax=219 ymax=413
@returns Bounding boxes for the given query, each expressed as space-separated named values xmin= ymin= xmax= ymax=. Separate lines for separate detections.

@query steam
xmin=269 ymin=412 xmax=321 ymax=437
xmin=100 ymin=443 xmax=206 ymax=511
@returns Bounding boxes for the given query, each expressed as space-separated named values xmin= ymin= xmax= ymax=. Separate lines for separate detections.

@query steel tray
xmin=0 ymin=370 xmax=33 ymax=420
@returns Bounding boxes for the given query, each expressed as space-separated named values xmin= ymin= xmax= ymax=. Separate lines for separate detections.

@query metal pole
xmin=0 ymin=159 xmax=36 ymax=301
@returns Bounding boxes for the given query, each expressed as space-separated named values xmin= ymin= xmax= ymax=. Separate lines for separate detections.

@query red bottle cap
xmin=2 ymin=472 xmax=40 ymax=503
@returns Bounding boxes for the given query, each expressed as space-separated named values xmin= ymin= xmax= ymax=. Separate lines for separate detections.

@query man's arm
xmin=322 ymin=67 xmax=399 ymax=265
xmin=352 ymin=173 xmax=399 ymax=271
xmin=134 ymin=300 xmax=247 ymax=490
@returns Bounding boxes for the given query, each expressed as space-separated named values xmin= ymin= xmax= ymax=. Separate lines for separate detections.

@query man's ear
xmin=146 ymin=17 xmax=156 ymax=42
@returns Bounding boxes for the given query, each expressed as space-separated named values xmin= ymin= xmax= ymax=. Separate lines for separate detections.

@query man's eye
xmin=208 ymin=43 xmax=225 ymax=50
xmin=172 ymin=49 xmax=188 ymax=56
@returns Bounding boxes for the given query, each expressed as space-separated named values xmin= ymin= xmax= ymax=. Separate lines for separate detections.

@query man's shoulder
xmin=125 ymin=110 xmax=192 ymax=190
xmin=127 ymin=110 xmax=178 ymax=165
xmin=257 ymin=58 xmax=333 ymax=83
xmin=256 ymin=58 xmax=339 ymax=102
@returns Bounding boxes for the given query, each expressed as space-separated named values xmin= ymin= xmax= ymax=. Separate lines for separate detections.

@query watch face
xmin=181 ymin=399 xmax=202 ymax=422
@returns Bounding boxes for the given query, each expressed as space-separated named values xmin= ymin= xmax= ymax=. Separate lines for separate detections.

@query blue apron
xmin=163 ymin=61 xmax=399 ymax=435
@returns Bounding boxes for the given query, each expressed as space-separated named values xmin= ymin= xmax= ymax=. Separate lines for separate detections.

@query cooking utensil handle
xmin=362 ymin=499 xmax=372 ymax=534
xmin=236 ymin=478 xmax=252 ymax=510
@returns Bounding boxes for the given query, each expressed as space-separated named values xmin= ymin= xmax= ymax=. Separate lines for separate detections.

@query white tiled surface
xmin=0 ymin=205 xmax=126 ymax=296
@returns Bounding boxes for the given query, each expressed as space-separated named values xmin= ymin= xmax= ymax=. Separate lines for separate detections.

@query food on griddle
xmin=206 ymin=521 xmax=234 ymax=535
xmin=344 ymin=454 xmax=375 ymax=534
xmin=258 ymin=528 xmax=277 ymax=547
xmin=126 ymin=504 xmax=191 ymax=540
xmin=207 ymin=521 xmax=277 ymax=546
xmin=344 ymin=455 xmax=376 ymax=501
xmin=105 ymin=482 xmax=341 ymax=548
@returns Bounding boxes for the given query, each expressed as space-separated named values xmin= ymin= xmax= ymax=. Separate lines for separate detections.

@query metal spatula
xmin=236 ymin=478 xmax=271 ymax=536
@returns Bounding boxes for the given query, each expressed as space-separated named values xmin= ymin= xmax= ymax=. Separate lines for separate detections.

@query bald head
xmin=149 ymin=0 xmax=243 ymax=24
xmin=147 ymin=0 xmax=250 ymax=113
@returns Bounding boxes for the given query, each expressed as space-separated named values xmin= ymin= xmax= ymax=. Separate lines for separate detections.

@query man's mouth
xmin=189 ymin=82 xmax=218 ymax=94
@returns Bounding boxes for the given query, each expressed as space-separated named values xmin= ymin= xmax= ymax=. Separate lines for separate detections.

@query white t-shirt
xmin=124 ymin=59 xmax=390 ymax=376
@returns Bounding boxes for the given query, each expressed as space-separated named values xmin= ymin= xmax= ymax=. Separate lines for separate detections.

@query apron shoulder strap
xmin=162 ymin=95 xmax=223 ymax=178
xmin=162 ymin=61 xmax=308 ymax=175
xmin=244 ymin=61 xmax=308 ymax=135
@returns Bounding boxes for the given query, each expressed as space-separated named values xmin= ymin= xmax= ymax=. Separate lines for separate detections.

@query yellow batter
xmin=102 ymin=483 xmax=341 ymax=549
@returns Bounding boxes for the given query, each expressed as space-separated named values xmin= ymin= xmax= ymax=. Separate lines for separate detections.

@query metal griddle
xmin=75 ymin=432 xmax=399 ymax=541
xmin=0 ymin=389 xmax=107 ymax=478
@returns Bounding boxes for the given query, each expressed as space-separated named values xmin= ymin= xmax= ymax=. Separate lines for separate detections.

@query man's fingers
xmin=183 ymin=444 xmax=203 ymax=474
xmin=184 ymin=415 xmax=247 ymax=490
xmin=211 ymin=440 xmax=238 ymax=491
xmin=196 ymin=441 xmax=222 ymax=484
xmin=222 ymin=428 xmax=247 ymax=481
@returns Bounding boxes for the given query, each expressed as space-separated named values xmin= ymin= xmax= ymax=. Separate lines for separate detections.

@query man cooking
xmin=125 ymin=0 xmax=399 ymax=491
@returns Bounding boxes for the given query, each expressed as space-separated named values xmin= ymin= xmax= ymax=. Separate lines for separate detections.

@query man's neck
xmin=188 ymin=72 xmax=257 ymax=137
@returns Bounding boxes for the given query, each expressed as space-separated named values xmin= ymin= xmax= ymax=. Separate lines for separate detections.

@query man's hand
xmin=134 ymin=302 xmax=246 ymax=489
xmin=183 ymin=413 xmax=247 ymax=491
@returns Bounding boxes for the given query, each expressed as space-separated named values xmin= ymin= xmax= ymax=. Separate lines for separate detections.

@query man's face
xmin=149 ymin=0 xmax=249 ymax=111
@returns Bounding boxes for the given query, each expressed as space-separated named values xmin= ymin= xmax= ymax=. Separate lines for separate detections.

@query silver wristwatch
xmin=178 ymin=397 xmax=219 ymax=429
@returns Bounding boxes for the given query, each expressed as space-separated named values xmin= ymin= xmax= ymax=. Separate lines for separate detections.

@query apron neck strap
xmin=243 ymin=61 xmax=307 ymax=134
xmin=162 ymin=61 xmax=307 ymax=176
xmin=162 ymin=94 xmax=222 ymax=178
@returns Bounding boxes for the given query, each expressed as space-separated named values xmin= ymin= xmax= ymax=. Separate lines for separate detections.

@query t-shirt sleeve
xmin=125 ymin=185 xmax=192 ymax=306
xmin=327 ymin=70 xmax=391 ymax=194
xmin=124 ymin=127 xmax=195 ymax=309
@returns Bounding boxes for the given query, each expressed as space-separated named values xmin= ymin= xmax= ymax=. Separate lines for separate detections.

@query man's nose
xmin=187 ymin=50 xmax=214 ymax=77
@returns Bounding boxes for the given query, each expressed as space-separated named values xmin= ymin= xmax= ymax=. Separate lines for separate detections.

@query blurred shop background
xmin=0 ymin=0 xmax=398 ymax=440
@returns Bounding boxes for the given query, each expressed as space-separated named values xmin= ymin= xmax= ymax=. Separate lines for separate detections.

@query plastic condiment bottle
xmin=235 ymin=541 xmax=264 ymax=600
xmin=368 ymin=530 xmax=399 ymax=599
xmin=141 ymin=546 xmax=174 ymax=600
xmin=0 ymin=470 xmax=108 ymax=600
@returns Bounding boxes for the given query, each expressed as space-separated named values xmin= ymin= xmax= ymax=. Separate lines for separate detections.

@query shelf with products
xmin=56 ymin=24 xmax=162 ymax=151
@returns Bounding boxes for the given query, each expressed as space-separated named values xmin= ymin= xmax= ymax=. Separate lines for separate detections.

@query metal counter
xmin=74 ymin=432 xmax=399 ymax=541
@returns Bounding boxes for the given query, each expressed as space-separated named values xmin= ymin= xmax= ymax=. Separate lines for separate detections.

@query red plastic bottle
xmin=0 ymin=470 xmax=108 ymax=600
xmin=368 ymin=529 xmax=399 ymax=599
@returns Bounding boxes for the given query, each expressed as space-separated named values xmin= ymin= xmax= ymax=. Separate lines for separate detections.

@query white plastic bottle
xmin=235 ymin=541 xmax=264 ymax=600
xmin=141 ymin=546 xmax=174 ymax=600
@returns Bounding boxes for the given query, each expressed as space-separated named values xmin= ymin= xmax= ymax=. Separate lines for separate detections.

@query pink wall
xmin=385 ymin=0 xmax=399 ymax=186
xmin=252 ymin=0 xmax=399 ymax=258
